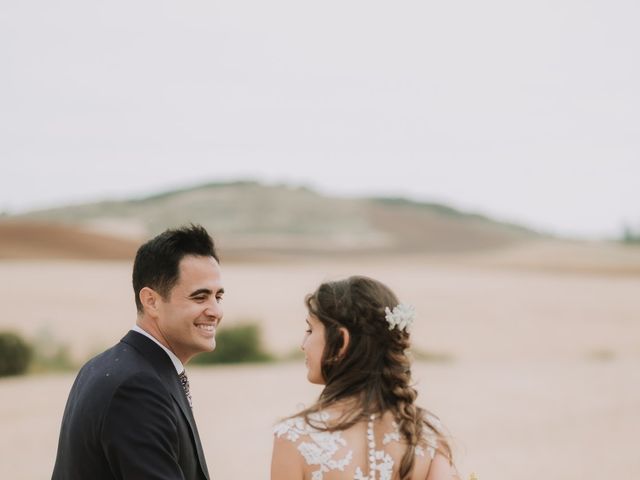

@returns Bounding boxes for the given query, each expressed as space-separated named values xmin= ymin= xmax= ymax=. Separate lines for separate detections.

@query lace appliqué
xmin=274 ymin=412 xmax=438 ymax=479
xmin=274 ymin=412 xmax=353 ymax=480
xmin=416 ymin=414 xmax=440 ymax=459
xmin=382 ymin=421 xmax=401 ymax=445
xmin=380 ymin=420 xmax=438 ymax=460
xmin=354 ymin=450 xmax=394 ymax=480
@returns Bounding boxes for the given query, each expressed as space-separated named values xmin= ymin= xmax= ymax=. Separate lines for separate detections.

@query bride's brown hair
xmin=295 ymin=276 xmax=453 ymax=480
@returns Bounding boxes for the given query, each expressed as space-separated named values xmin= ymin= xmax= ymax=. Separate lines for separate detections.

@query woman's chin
xmin=306 ymin=371 xmax=324 ymax=385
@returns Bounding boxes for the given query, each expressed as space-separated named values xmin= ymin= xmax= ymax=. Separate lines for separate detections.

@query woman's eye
xmin=305 ymin=329 xmax=312 ymax=334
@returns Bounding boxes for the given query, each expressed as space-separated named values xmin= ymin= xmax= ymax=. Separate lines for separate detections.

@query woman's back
xmin=273 ymin=409 xmax=442 ymax=480
xmin=270 ymin=276 xmax=460 ymax=480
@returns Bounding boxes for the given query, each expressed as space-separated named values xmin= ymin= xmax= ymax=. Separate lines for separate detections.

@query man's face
xmin=156 ymin=255 xmax=224 ymax=364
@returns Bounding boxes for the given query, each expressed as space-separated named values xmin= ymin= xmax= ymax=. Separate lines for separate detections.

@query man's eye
xmin=305 ymin=329 xmax=312 ymax=334
xmin=215 ymin=296 xmax=223 ymax=303
xmin=194 ymin=297 xmax=206 ymax=302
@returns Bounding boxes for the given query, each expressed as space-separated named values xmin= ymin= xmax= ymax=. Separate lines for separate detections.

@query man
xmin=52 ymin=224 xmax=224 ymax=479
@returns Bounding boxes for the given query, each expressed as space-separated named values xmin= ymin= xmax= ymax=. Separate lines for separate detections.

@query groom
xmin=52 ymin=224 xmax=224 ymax=480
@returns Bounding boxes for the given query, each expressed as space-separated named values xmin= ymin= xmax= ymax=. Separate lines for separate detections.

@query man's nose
xmin=204 ymin=300 xmax=223 ymax=323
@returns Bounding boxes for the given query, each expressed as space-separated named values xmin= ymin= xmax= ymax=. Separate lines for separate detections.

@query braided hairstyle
xmin=294 ymin=276 xmax=452 ymax=479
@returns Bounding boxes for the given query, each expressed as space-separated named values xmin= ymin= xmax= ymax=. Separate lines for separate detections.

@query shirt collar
xmin=132 ymin=325 xmax=185 ymax=374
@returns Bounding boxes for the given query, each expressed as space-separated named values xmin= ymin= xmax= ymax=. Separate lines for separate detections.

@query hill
xmin=2 ymin=181 xmax=540 ymax=259
xmin=0 ymin=221 xmax=139 ymax=260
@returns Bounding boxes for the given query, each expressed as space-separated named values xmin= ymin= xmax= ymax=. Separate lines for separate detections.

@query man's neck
xmin=132 ymin=324 xmax=184 ymax=374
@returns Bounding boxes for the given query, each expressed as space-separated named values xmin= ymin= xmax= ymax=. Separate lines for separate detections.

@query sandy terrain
xmin=1 ymin=250 xmax=639 ymax=478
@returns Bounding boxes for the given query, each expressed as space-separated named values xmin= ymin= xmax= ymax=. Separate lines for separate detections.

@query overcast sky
xmin=1 ymin=0 xmax=638 ymax=238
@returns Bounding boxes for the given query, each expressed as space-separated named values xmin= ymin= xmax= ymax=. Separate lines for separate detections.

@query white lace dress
xmin=273 ymin=410 xmax=440 ymax=480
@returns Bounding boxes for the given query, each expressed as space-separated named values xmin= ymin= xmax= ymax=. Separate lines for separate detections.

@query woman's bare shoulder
xmin=425 ymin=452 xmax=461 ymax=480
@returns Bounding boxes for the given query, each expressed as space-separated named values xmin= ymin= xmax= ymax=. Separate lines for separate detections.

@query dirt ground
xmin=1 ymin=249 xmax=639 ymax=478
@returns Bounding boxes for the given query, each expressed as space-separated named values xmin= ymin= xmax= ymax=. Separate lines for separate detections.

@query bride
xmin=271 ymin=276 xmax=461 ymax=480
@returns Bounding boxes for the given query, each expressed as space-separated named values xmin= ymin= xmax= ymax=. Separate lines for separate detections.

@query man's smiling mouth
xmin=195 ymin=324 xmax=215 ymax=333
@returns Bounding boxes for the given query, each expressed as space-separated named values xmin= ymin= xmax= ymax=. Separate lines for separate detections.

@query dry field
xmin=1 ymin=243 xmax=639 ymax=479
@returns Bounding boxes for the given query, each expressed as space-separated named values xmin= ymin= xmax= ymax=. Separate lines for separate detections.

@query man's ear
xmin=139 ymin=287 xmax=161 ymax=318
xmin=337 ymin=327 xmax=350 ymax=359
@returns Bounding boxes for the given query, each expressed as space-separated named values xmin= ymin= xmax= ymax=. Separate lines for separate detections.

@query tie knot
xmin=179 ymin=370 xmax=192 ymax=408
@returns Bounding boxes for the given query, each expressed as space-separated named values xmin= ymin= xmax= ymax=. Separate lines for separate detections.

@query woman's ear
xmin=337 ymin=327 xmax=350 ymax=359
xmin=139 ymin=287 xmax=160 ymax=318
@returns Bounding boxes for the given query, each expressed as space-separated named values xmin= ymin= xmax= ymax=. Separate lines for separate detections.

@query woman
xmin=271 ymin=276 xmax=460 ymax=480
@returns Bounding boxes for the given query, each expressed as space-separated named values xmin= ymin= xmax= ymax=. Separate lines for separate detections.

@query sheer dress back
xmin=274 ymin=409 xmax=440 ymax=480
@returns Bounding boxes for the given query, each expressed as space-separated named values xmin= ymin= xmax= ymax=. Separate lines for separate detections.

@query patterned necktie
xmin=178 ymin=370 xmax=193 ymax=408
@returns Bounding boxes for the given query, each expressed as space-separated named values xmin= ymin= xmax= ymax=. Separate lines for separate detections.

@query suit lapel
xmin=169 ymin=379 xmax=210 ymax=479
xmin=121 ymin=331 xmax=210 ymax=479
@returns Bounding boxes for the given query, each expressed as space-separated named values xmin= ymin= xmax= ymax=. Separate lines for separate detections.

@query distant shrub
xmin=29 ymin=326 xmax=76 ymax=373
xmin=281 ymin=348 xmax=305 ymax=362
xmin=191 ymin=323 xmax=275 ymax=365
xmin=586 ymin=348 xmax=616 ymax=362
xmin=0 ymin=332 xmax=33 ymax=376
xmin=31 ymin=344 xmax=75 ymax=373
xmin=621 ymin=225 xmax=640 ymax=244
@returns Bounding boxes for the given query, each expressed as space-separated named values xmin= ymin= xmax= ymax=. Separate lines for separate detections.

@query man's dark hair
xmin=132 ymin=224 xmax=218 ymax=313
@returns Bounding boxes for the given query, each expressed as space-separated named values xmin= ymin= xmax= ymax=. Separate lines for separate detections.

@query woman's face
xmin=301 ymin=313 xmax=326 ymax=384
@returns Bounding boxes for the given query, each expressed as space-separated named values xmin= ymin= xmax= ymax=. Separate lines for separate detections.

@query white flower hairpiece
xmin=384 ymin=303 xmax=415 ymax=332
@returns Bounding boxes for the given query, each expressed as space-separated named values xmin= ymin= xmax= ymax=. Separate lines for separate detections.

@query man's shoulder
xmin=75 ymin=334 xmax=161 ymax=392
xmin=69 ymin=330 xmax=182 ymax=412
xmin=83 ymin=335 xmax=146 ymax=370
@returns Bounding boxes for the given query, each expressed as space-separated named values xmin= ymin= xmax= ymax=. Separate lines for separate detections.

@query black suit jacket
xmin=52 ymin=331 xmax=210 ymax=480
